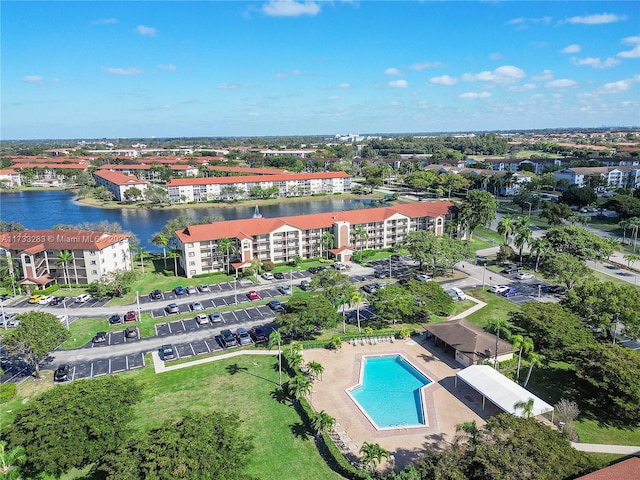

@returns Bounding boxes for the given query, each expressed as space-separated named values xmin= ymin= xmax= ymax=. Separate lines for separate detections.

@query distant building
xmin=93 ymin=170 xmax=150 ymax=201
xmin=175 ymin=201 xmax=455 ymax=278
xmin=0 ymin=169 xmax=22 ymax=187
xmin=553 ymin=166 xmax=640 ymax=190
xmin=0 ymin=229 xmax=132 ymax=288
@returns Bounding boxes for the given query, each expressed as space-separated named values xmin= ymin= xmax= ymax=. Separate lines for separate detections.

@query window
xmin=190 ymin=270 xmax=196 ymax=275
xmin=188 ymin=252 xmax=195 ymax=257
xmin=189 ymin=261 xmax=196 ymax=266
xmin=90 ymin=250 xmax=96 ymax=255
xmin=92 ymin=270 xmax=98 ymax=275
xmin=91 ymin=260 xmax=96 ymax=265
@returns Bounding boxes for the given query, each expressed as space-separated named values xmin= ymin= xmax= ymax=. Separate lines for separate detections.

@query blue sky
xmin=2 ymin=1 xmax=639 ymax=140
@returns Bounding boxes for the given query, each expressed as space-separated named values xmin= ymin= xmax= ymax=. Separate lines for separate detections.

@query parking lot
xmin=13 ymin=295 xmax=110 ymax=309
xmin=53 ymin=352 xmax=146 ymax=381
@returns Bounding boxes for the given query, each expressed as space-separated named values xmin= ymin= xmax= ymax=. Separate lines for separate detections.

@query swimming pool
xmin=347 ymin=355 xmax=432 ymax=429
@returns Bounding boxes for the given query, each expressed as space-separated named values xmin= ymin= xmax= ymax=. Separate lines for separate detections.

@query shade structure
xmin=456 ymin=365 xmax=554 ymax=417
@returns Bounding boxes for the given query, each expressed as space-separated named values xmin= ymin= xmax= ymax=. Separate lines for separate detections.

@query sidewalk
xmin=151 ymin=348 xmax=280 ymax=373
xmin=571 ymin=442 xmax=640 ymax=455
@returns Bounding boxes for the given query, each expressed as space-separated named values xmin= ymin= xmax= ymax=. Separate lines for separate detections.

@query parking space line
xmin=256 ymin=308 xmax=265 ymax=318
xmin=72 ymin=366 xmax=76 ymax=381
xmin=205 ymin=340 xmax=211 ymax=353
xmin=181 ymin=320 xmax=186 ymax=330
xmin=190 ymin=343 xmax=196 ymax=356
xmin=108 ymin=358 xmax=112 ymax=374
xmin=231 ymin=311 xmax=239 ymax=322
xmin=90 ymin=363 xmax=94 ymax=378
xmin=126 ymin=356 xmax=129 ymax=370
xmin=167 ymin=322 xmax=172 ymax=334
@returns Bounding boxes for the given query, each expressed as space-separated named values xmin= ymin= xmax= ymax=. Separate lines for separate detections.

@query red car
xmin=247 ymin=290 xmax=260 ymax=301
xmin=125 ymin=311 xmax=137 ymax=322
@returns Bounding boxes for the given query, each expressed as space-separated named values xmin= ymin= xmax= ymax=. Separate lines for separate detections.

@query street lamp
xmin=482 ymin=262 xmax=487 ymax=287
xmin=389 ymin=255 xmax=392 ymax=279
xmin=234 ymin=270 xmax=238 ymax=304
xmin=525 ymin=201 xmax=532 ymax=219
xmin=537 ymin=283 xmax=541 ymax=301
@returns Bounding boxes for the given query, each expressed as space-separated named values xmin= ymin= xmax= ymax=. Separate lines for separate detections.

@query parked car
xmin=50 ymin=296 xmax=65 ymax=306
xmin=268 ymin=300 xmax=285 ymax=311
xmin=277 ymin=285 xmax=292 ymax=295
xmin=56 ymin=314 xmax=68 ymax=325
xmin=548 ymin=285 xmax=568 ymax=295
xmin=166 ymin=303 xmax=180 ymax=314
xmin=150 ymin=289 xmax=163 ymax=300
xmin=195 ymin=314 xmax=209 ymax=325
xmin=247 ymin=290 xmax=260 ymax=301
xmin=174 ymin=286 xmax=186 ymax=295
xmin=273 ymin=272 xmax=285 ymax=280
xmin=490 ymin=285 xmax=510 ymax=294
xmin=262 ymin=272 xmax=275 ymax=281
xmin=307 ymin=266 xmax=322 ymax=274
xmin=74 ymin=294 xmax=91 ymax=303
xmin=186 ymin=286 xmax=197 ymax=295
xmin=332 ymin=262 xmax=346 ymax=270
xmin=210 ymin=311 xmax=223 ymax=323
xmin=191 ymin=301 xmax=204 ymax=311
xmin=501 ymin=288 xmax=519 ymax=297
xmin=501 ymin=265 xmax=520 ymax=274
xmin=29 ymin=294 xmax=43 ymax=304
xmin=236 ymin=327 xmax=253 ymax=346
xmin=250 ymin=325 xmax=268 ymax=342
xmin=446 ymin=287 xmax=468 ymax=301
xmin=38 ymin=295 xmax=54 ymax=305
xmin=0 ymin=314 xmax=20 ymax=328
xmin=124 ymin=311 xmax=137 ymax=322
xmin=416 ymin=274 xmax=432 ymax=282
xmin=198 ymin=284 xmax=210 ymax=292
xmin=390 ymin=254 xmax=402 ymax=261
xmin=161 ymin=344 xmax=176 ymax=361
xmin=54 ymin=364 xmax=70 ymax=382
xmin=517 ymin=272 xmax=535 ymax=280
xmin=93 ymin=331 xmax=107 ymax=343
xmin=221 ymin=329 xmax=238 ymax=347
xmin=361 ymin=284 xmax=378 ymax=294
xmin=374 ymin=270 xmax=388 ymax=278
xmin=108 ymin=314 xmax=122 ymax=325
xmin=300 ymin=280 xmax=312 ymax=291
xmin=124 ymin=326 xmax=138 ymax=338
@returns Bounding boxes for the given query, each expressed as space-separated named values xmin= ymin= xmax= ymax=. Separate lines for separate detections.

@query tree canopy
xmin=543 ymin=226 xmax=614 ymax=262
xmin=309 ymin=269 xmax=352 ymax=309
xmin=278 ymin=294 xmax=338 ymax=339
xmin=541 ymin=252 xmax=593 ymax=289
xmin=404 ymin=231 xmax=471 ymax=274
xmin=458 ymin=190 xmax=499 ymax=239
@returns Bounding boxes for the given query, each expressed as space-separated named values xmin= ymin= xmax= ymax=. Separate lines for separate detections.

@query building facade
xmin=93 ymin=170 xmax=150 ymax=201
xmin=175 ymin=201 xmax=455 ymax=278
xmin=554 ymin=166 xmax=640 ymax=190
xmin=0 ymin=230 xmax=132 ymax=288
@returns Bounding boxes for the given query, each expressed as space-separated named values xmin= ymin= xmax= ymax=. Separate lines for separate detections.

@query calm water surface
xmin=0 ymin=190 xmax=380 ymax=249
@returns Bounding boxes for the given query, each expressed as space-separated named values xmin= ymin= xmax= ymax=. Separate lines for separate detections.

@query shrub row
xmin=38 ymin=284 xmax=60 ymax=295
xmin=0 ymin=382 xmax=17 ymax=403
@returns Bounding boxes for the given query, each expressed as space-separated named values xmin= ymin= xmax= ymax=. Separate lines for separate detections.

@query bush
xmin=39 ymin=284 xmax=60 ymax=295
xmin=262 ymin=261 xmax=275 ymax=272
xmin=0 ymin=382 xmax=17 ymax=403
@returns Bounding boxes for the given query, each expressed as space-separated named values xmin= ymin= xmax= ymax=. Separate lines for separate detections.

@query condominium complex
xmin=166 ymin=172 xmax=351 ymax=203
xmin=0 ymin=230 xmax=132 ymax=288
xmin=175 ymin=201 xmax=455 ymax=278
xmin=93 ymin=170 xmax=150 ymax=201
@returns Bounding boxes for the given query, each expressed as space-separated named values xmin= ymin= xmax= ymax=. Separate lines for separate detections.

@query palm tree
xmin=618 ymin=219 xmax=631 ymax=246
xmin=454 ymin=419 xmax=480 ymax=447
xmin=350 ymin=290 xmax=364 ymax=334
xmin=511 ymin=335 xmax=534 ymax=382
xmin=321 ymin=231 xmax=335 ymax=260
xmin=287 ymin=374 xmax=312 ymax=400
xmin=151 ymin=233 xmax=169 ymax=268
xmin=496 ymin=215 xmax=514 ymax=246
xmin=359 ymin=442 xmax=390 ymax=473
xmin=624 ymin=253 xmax=640 ymax=269
xmin=168 ymin=247 xmax=181 ymax=276
xmin=523 ymin=352 xmax=544 ymax=387
xmin=0 ymin=441 xmax=26 ymax=480
xmin=311 ymin=410 xmax=336 ymax=434
xmin=135 ymin=246 xmax=146 ymax=274
xmin=529 ymin=238 xmax=550 ymax=272
xmin=267 ymin=329 xmax=283 ymax=386
xmin=513 ymin=216 xmax=533 ymax=263
xmin=55 ymin=250 xmax=73 ymax=291
xmin=486 ymin=318 xmax=511 ymax=370
xmin=514 ymin=398 xmax=535 ymax=419
xmin=352 ymin=225 xmax=369 ymax=254
xmin=217 ymin=237 xmax=237 ymax=274
xmin=306 ymin=361 xmax=324 ymax=381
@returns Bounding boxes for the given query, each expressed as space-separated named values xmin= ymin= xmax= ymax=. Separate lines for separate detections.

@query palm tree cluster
xmin=486 ymin=318 xmax=540 ymax=387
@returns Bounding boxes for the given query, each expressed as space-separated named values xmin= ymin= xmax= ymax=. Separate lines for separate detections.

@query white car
xmin=517 ymin=272 xmax=535 ymax=280
xmin=262 ymin=273 xmax=275 ymax=281
xmin=490 ymin=285 xmax=510 ymax=294
xmin=195 ymin=314 xmax=209 ymax=325
xmin=416 ymin=274 xmax=432 ymax=282
xmin=38 ymin=295 xmax=54 ymax=305
xmin=74 ymin=294 xmax=92 ymax=303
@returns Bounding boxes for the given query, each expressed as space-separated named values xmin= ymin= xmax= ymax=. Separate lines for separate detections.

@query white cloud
xmin=101 ymin=67 xmax=144 ymax=76
xmin=388 ymin=80 xmax=408 ymax=89
xmin=218 ymin=83 xmax=241 ymax=89
xmin=565 ymin=13 xmax=626 ymax=25
xmin=508 ymin=83 xmax=536 ymax=92
xmin=337 ymin=83 xmax=350 ymax=89
xmin=458 ymin=91 xmax=491 ymax=99
xmin=618 ymin=37 xmax=640 ymax=58
xmin=92 ymin=18 xmax=118 ymax=25
xmin=429 ymin=75 xmax=458 ymax=86
xmin=622 ymin=36 xmax=640 ymax=45
xmin=489 ymin=53 xmax=503 ymax=60
xmin=561 ymin=44 xmax=581 ymax=53
xmin=570 ymin=56 xmax=620 ymax=69
xmin=135 ymin=25 xmax=157 ymax=37
xmin=158 ymin=64 xmax=177 ymax=72
xmin=408 ymin=61 xmax=442 ymax=71
xmin=531 ymin=69 xmax=554 ymax=81
xmin=384 ymin=67 xmax=403 ymax=76
xmin=262 ymin=1 xmax=320 ymax=17
xmin=545 ymin=78 xmax=578 ymax=88
xmin=600 ymin=75 xmax=640 ymax=94
xmin=461 ymin=65 xmax=526 ymax=84
xmin=506 ymin=16 xmax=552 ymax=28
xmin=22 ymin=75 xmax=44 ymax=84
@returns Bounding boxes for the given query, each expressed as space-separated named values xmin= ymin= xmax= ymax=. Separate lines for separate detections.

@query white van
xmin=446 ymin=287 xmax=467 ymax=301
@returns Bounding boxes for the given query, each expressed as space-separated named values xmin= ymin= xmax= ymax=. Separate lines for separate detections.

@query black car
xmin=150 ymin=289 xmax=163 ymax=300
xmin=300 ymin=280 xmax=312 ymax=291
xmin=500 ymin=265 xmax=520 ymax=274
xmin=274 ymin=272 xmax=285 ymax=280
xmin=362 ymin=284 xmax=378 ymax=294
xmin=268 ymin=300 xmax=286 ymax=311
xmin=307 ymin=266 xmax=321 ymax=274
xmin=50 ymin=296 xmax=65 ymax=306
xmin=250 ymin=325 xmax=268 ymax=342
xmin=108 ymin=314 xmax=122 ymax=325
xmin=374 ymin=270 xmax=388 ymax=278
xmin=54 ymin=364 xmax=70 ymax=382
xmin=390 ymin=254 xmax=402 ymax=261
xmin=221 ymin=329 xmax=238 ymax=348
xmin=93 ymin=331 xmax=107 ymax=343
xmin=161 ymin=344 xmax=176 ymax=361
xmin=124 ymin=326 xmax=138 ymax=338
xmin=548 ymin=285 xmax=568 ymax=294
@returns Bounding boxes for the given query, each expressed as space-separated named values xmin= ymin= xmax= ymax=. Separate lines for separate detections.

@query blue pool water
xmin=349 ymin=355 xmax=431 ymax=429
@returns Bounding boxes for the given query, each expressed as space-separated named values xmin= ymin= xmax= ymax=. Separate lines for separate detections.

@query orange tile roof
xmin=167 ymin=171 xmax=350 ymax=186
xmin=98 ymin=163 xmax=196 ymax=171
xmin=94 ymin=170 xmax=149 ymax=186
xmin=208 ymin=166 xmax=290 ymax=175
xmin=12 ymin=163 xmax=88 ymax=170
xmin=0 ymin=230 xmax=130 ymax=251
xmin=575 ymin=457 xmax=640 ymax=480
xmin=0 ymin=169 xmax=18 ymax=175
xmin=176 ymin=201 xmax=454 ymax=243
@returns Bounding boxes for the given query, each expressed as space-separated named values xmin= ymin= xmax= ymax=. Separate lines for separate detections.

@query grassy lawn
xmin=473 ymin=226 xmax=502 ymax=245
xmin=464 ymin=288 xmax=520 ymax=327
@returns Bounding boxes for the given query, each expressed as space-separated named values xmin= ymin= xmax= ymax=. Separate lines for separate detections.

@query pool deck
xmin=302 ymin=335 xmax=501 ymax=471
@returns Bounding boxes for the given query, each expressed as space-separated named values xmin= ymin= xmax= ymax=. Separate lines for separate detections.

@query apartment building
xmin=0 ymin=230 xmax=132 ymax=288
xmin=98 ymin=164 xmax=199 ymax=181
xmin=175 ymin=201 xmax=455 ymax=278
xmin=554 ymin=166 xmax=640 ymax=190
xmin=0 ymin=169 xmax=22 ymax=187
xmin=166 ymin=172 xmax=351 ymax=203
xmin=93 ymin=170 xmax=150 ymax=201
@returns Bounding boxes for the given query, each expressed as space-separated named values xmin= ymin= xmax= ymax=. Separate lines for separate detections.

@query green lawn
xmin=464 ymin=288 xmax=520 ymax=327
xmin=473 ymin=226 xmax=502 ymax=246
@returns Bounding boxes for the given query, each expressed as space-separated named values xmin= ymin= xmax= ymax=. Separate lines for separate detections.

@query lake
xmin=0 ymin=190 xmax=381 ymax=250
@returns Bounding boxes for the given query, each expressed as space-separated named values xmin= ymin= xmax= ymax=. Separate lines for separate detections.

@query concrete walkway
xmin=571 ymin=442 xmax=640 ymax=455
xmin=151 ymin=348 xmax=280 ymax=373
xmin=450 ymin=295 xmax=486 ymax=320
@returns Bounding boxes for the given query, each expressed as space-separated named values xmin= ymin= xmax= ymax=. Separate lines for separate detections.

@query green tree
xmin=55 ymin=250 xmax=74 ymax=290
xmin=560 ymin=185 xmax=597 ymax=207
xmin=4 ymin=376 xmax=141 ymax=478
xmin=496 ymin=215 xmax=514 ymax=246
xmin=350 ymin=289 xmax=364 ymax=333
xmin=406 ymin=280 xmax=454 ymax=316
xmin=309 ymin=269 xmax=352 ymax=309
xmin=217 ymin=237 xmax=238 ymax=274
xmin=352 ymin=224 xmax=369 ymax=254
xmin=542 ymin=253 xmax=592 ymax=289
xmin=513 ymin=398 xmax=535 ymax=418
xmin=122 ymin=186 xmax=142 ymax=202
xmin=543 ymin=226 xmax=614 ymax=262
xmin=151 ymin=232 xmax=169 ymax=268
xmin=404 ymin=230 xmax=435 ymax=270
xmin=267 ymin=329 xmax=283 ymax=386
xmin=0 ymin=441 xmax=26 ymax=480
xmin=512 ymin=216 xmax=532 ymax=263
xmin=458 ymin=190 xmax=499 ymax=239
xmin=3 ymin=312 xmax=70 ymax=378
xmin=486 ymin=318 xmax=511 ymax=369
xmin=367 ymin=284 xmax=419 ymax=325
xmin=522 ymin=352 xmax=544 ymax=388
xmin=540 ymin=201 xmax=572 ymax=226
xmin=306 ymin=361 xmax=324 ymax=381
xmin=359 ymin=442 xmax=390 ymax=473
xmin=321 ymin=231 xmax=335 ymax=259
xmin=98 ymin=412 xmax=253 ymax=480
xmin=287 ymin=374 xmax=312 ymax=400
xmin=455 ymin=420 xmax=480 ymax=448
xmin=278 ymin=294 xmax=338 ymax=339
xmin=135 ymin=246 xmax=146 ymax=274
xmin=310 ymin=410 xmax=335 ymax=434
xmin=511 ymin=335 xmax=534 ymax=382
xmin=528 ymin=238 xmax=551 ymax=272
